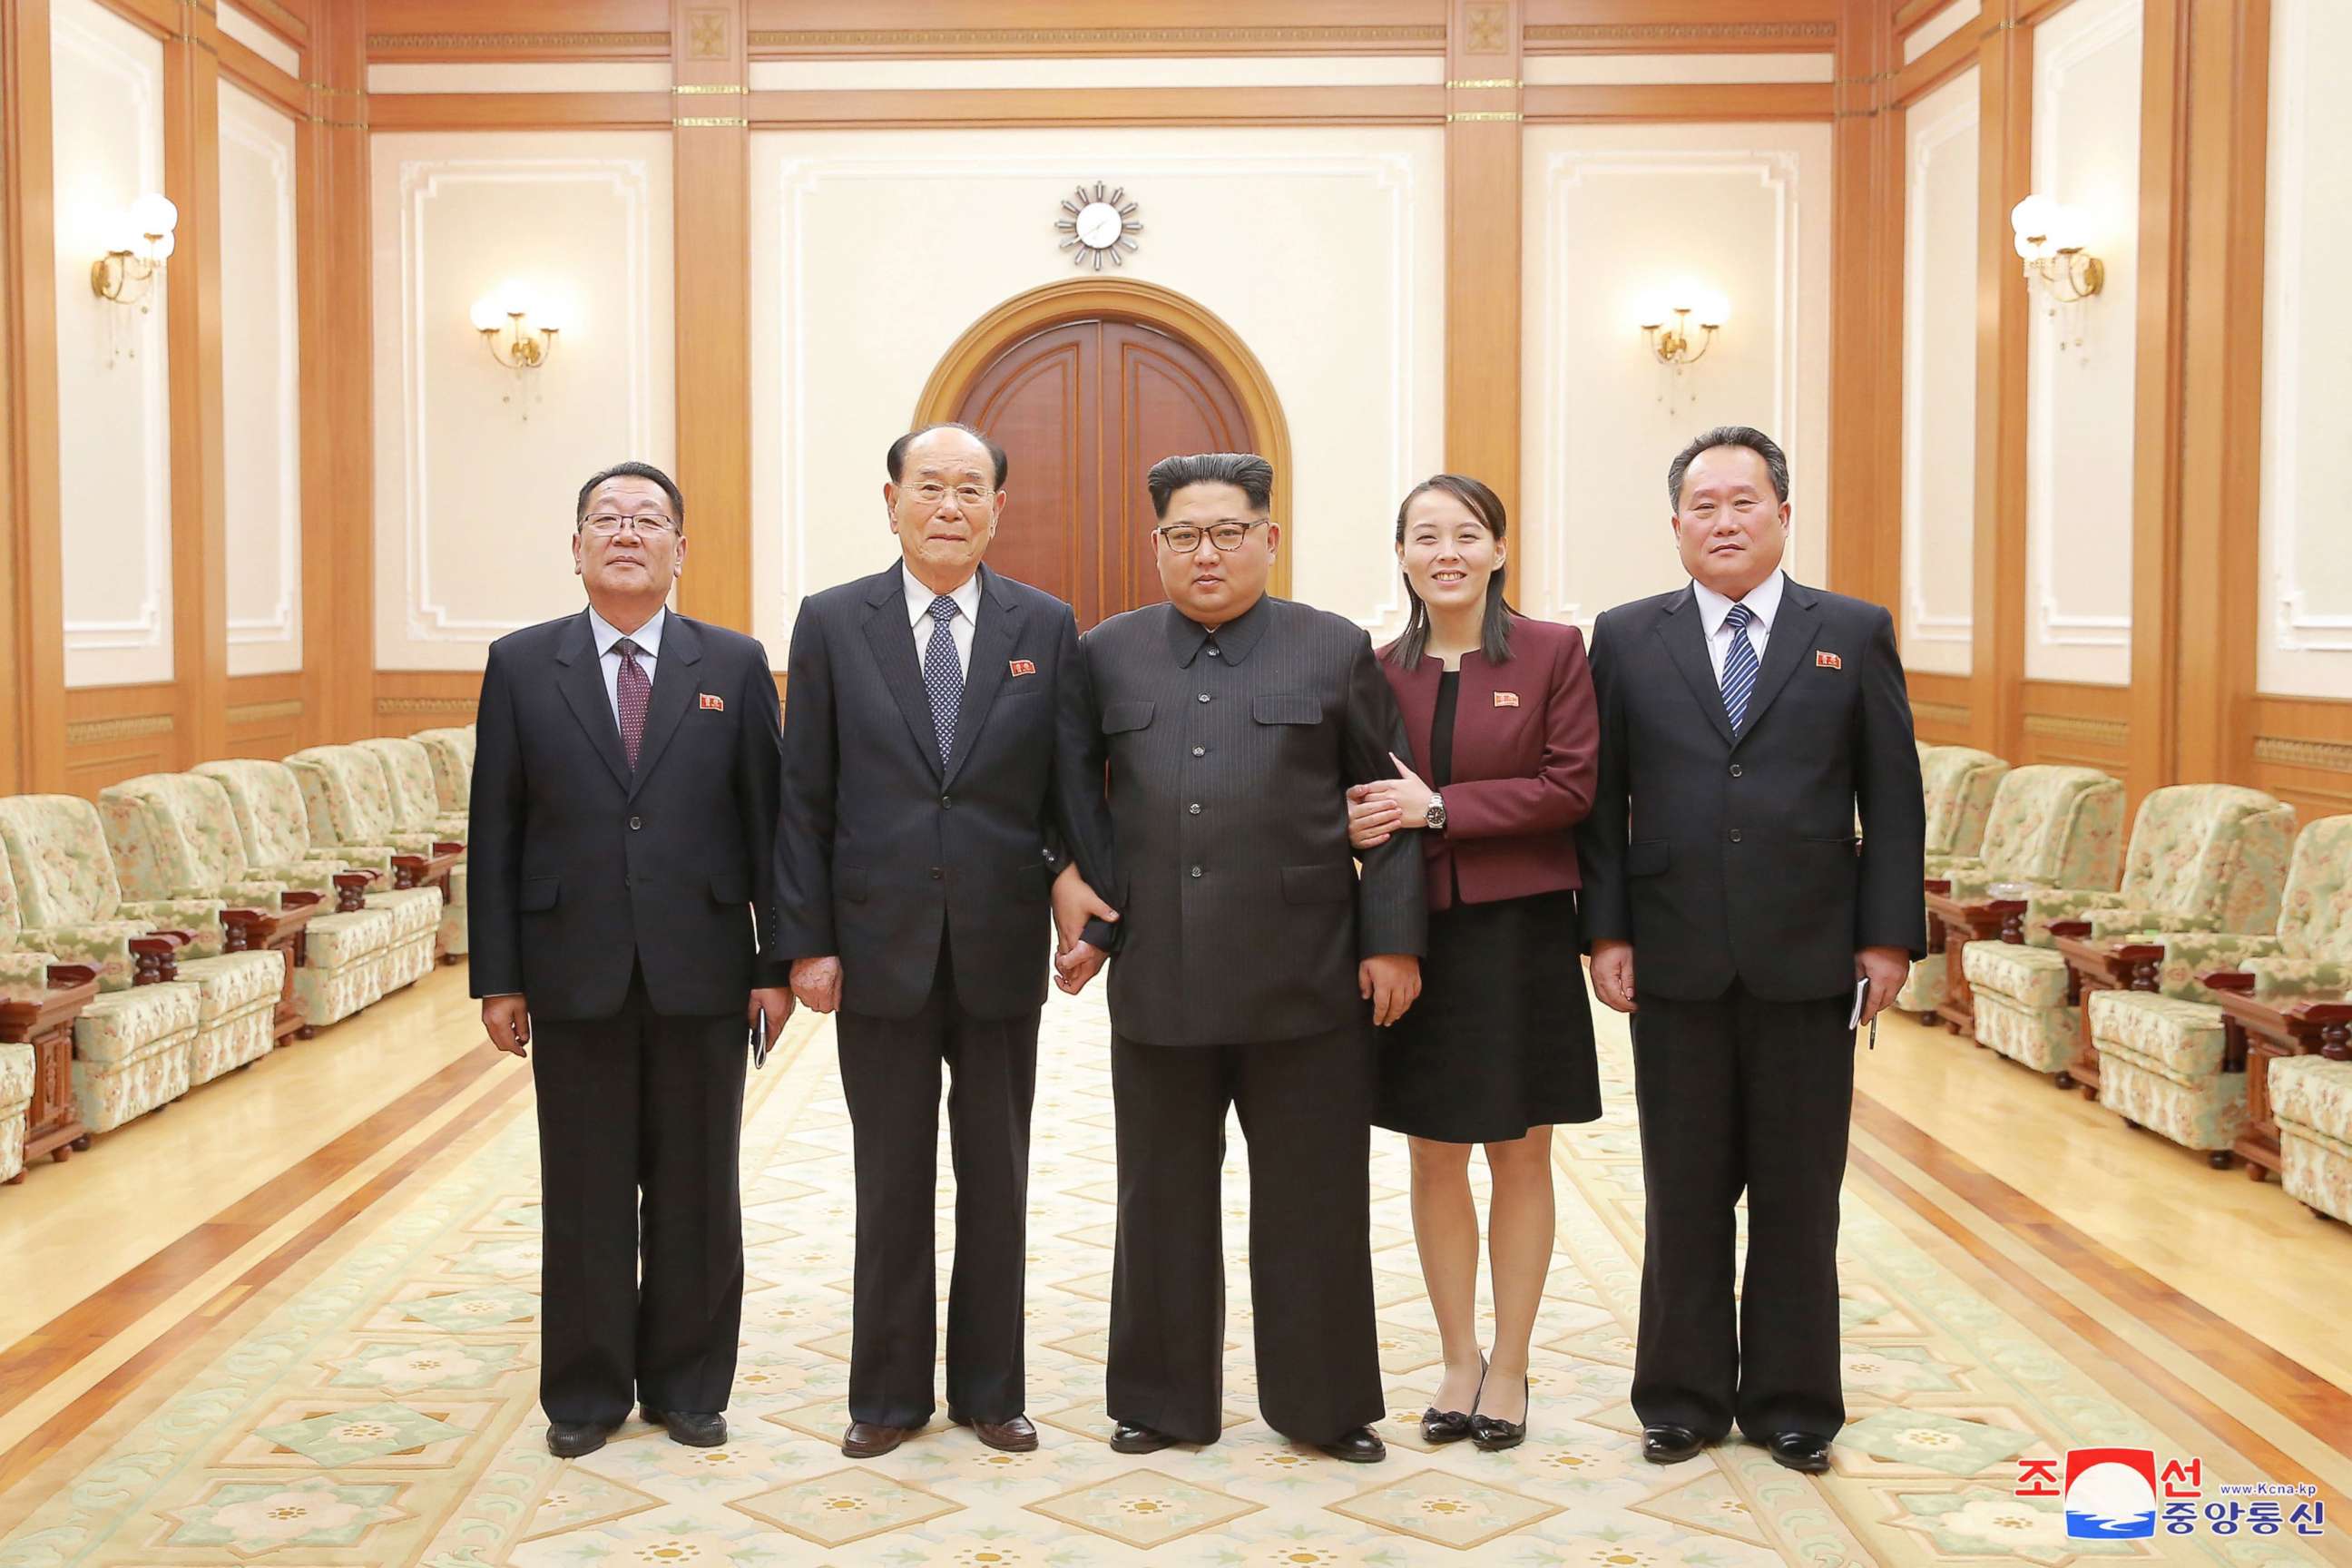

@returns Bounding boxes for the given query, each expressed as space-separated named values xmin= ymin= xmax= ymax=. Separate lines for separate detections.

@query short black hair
xmin=1144 ymin=452 xmax=1274 ymax=520
xmin=1667 ymin=426 xmax=1789 ymax=509
xmin=575 ymin=460 xmax=684 ymax=531
xmin=887 ymin=422 xmax=1008 ymax=490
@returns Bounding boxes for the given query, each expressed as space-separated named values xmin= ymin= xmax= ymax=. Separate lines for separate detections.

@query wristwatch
xmin=1423 ymin=793 xmax=1447 ymax=832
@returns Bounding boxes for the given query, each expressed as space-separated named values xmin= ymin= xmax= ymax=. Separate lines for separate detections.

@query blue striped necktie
xmin=1720 ymin=602 xmax=1759 ymax=732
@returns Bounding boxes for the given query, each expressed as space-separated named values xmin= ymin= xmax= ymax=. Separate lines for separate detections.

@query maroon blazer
xmin=1378 ymin=616 xmax=1601 ymax=911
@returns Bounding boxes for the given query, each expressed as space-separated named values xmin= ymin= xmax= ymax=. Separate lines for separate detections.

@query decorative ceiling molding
xmin=749 ymin=25 xmax=1446 ymax=56
xmin=368 ymin=32 xmax=671 ymax=58
xmin=1525 ymin=23 xmax=1836 ymax=51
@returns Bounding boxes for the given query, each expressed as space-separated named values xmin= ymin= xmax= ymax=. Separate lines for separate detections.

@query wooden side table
xmin=2213 ymin=981 xmax=2352 ymax=1181
xmin=2052 ymin=927 xmax=2164 ymax=1100
xmin=394 ymin=845 xmax=465 ymax=964
xmin=0 ymin=966 xmax=97 ymax=1178
xmin=232 ymin=894 xmax=321 ymax=1044
xmin=1921 ymin=882 xmax=2026 ymax=1038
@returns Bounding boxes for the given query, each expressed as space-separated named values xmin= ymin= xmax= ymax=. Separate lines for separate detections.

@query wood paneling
xmin=233 ymin=0 xmax=309 ymax=52
xmin=372 ymin=671 xmax=482 ymax=736
xmin=165 ymin=0 xmax=231 ymax=769
xmin=1891 ymin=9 xmax=1985 ymax=104
xmin=746 ymin=0 xmax=1447 ymax=56
xmin=0 ymin=0 xmax=65 ymax=793
xmin=1828 ymin=0 xmax=1896 ymax=608
xmin=1968 ymin=5 xmax=2030 ymax=761
xmin=62 ymin=685 xmax=177 ymax=796
xmin=224 ymin=673 xmax=306 ymax=761
xmin=366 ymin=0 xmax=671 ymax=59
xmin=366 ymin=91 xmax=673 ymax=130
xmin=1446 ymin=0 xmax=1522 ymax=572
xmin=1522 ymin=0 xmax=1838 ymax=49
xmin=671 ymin=0 xmax=752 ymax=632
xmin=216 ymin=33 xmax=306 ymax=116
xmin=1520 ymin=81 xmax=1832 ymax=119
xmin=2249 ymin=697 xmax=2352 ymax=826
xmin=744 ymin=84 xmax=1447 ymax=128
xmin=2018 ymin=679 xmax=2131 ymax=772
xmin=1907 ymin=671 xmax=1975 ymax=744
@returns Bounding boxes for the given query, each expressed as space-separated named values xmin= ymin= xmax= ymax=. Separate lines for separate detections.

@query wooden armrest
xmin=2048 ymin=918 xmax=2092 ymax=939
xmin=1986 ymin=897 xmax=2030 ymax=944
xmin=433 ymin=839 xmax=465 ymax=857
xmin=220 ymin=906 xmax=270 ymax=953
xmin=280 ymin=889 xmax=323 ymax=908
xmin=45 ymin=963 xmax=97 ymax=988
xmin=1923 ymin=877 xmax=1951 ymax=896
xmin=144 ymin=928 xmax=195 ymax=948
xmin=2200 ymin=969 xmax=2256 ymax=994
xmin=330 ymin=869 xmax=374 ymax=913
xmin=129 ymin=934 xmax=181 ymax=985
xmin=390 ymin=855 xmax=427 ymax=889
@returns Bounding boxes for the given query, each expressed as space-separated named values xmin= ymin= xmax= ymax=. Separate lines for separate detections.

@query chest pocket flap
xmin=1102 ymin=701 xmax=1155 ymax=734
xmin=1252 ymin=692 xmax=1322 ymax=726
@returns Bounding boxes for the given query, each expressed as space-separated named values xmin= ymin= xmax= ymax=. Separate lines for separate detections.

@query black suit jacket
xmin=1079 ymin=594 xmax=1427 ymax=1047
xmin=1574 ymin=576 xmax=1926 ymax=1003
xmin=774 ymin=562 xmax=1117 ymax=1022
xmin=468 ymin=609 xmax=789 ymax=1021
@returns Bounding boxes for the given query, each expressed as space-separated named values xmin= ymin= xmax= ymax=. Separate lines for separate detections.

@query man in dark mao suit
xmin=1068 ymin=452 xmax=1426 ymax=1465
xmin=1575 ymin=426 xmax=1926 ymax=1474
xmin=470 ymin=460 xmax=793 ymax=1459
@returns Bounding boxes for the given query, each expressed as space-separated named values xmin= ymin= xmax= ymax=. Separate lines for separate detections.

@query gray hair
xmin=1145 ymin=453 xmax=1274 ymax=519
xmin=576 ymin=460 xmax=683 ymax=530
xmin=1666 ymin=426 xmax=1789 ymax=509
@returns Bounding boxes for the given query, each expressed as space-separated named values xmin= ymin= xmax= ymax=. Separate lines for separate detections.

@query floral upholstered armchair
xmin=353 ymin=738 xmax=469 ymax=960
xmin=1962 ymin=784 xmax=2298 ymax=1078
xmin=1899 ymin=765 xmax=2125 ymax=1015
xmin=194 ymin=759 xmax=441 ymax=1001
xmin=2082 ymin=816 xmax=2352 ymax=1161
xmin=103 ymin=771 xmax=408 ymax=1034
xmin=2271 ymin=1054 xmax=2352 ymax=1225
xmin=413 ymin=726 xmax=475 ymax=820
xmin=0 ymin=804 xmax=204 ymax=1136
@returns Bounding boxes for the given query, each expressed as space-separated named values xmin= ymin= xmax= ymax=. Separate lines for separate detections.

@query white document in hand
xmin=1847 ymin=975 xmax=1870 ymax=1030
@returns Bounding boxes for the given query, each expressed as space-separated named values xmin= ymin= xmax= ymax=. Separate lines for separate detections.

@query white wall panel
xmin=1901 ymin=68 xmax=1979 ymax=676
xmin=220 ymin=83 xmax=303 ymax=677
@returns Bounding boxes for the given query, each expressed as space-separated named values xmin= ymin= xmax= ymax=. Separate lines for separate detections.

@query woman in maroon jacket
xmin=1346 ymin=474 xmax=1601 ymax=1452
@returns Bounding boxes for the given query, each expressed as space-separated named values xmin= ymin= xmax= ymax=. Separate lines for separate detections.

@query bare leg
xmin=1408 ymin=1136 xmax=1485 ymax=1412
xmin=1475 ymin=1126 xmax=1556 ymax=1423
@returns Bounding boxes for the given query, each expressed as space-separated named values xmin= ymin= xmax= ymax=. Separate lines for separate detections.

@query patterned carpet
xmin=0 ymin=976 xmax=2344 ymax=1566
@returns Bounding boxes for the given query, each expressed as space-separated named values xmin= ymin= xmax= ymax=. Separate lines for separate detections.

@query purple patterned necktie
xmin=615 ymin=637 xmax=651 ymax=769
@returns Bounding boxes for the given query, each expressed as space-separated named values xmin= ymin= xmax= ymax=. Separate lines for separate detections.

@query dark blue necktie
xmin=923 ymin=595 xmax=960 ymax=764
xmin=1720 ymin=602 xmax=1759 ymax=732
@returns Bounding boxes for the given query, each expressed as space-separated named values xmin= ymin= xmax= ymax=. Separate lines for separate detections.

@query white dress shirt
xmin=903 ymin=563 xmax=982 ymax=681
xmin=1690 ymin=569 xmax=1785 ymax=685
xmin=587 ymin=603 xmax=666 ymax=727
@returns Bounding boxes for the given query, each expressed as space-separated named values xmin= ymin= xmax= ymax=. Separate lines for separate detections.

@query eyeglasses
xmin=1153 ymin=520 xmax=1268 ymax=554
xmin=903 ymin=482 xmax=994 ymax=507
xmin=582 ymin=513 xmax=678 ymax=537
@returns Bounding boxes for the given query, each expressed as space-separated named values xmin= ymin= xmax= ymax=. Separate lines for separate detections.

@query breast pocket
xmin=1102 ymin=701 xmax=1154 ymax=735
xmin=1251 ymin=692 xmax=1322 ymax=727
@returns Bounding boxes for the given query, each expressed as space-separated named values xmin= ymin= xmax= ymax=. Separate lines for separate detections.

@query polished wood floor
xmin=1 ymin=968 xmax=2346 ymax=1493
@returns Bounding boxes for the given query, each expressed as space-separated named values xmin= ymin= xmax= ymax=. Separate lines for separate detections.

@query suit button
xmin=629 ymin=816 xmax=642 ymax=830
xmin=930 ymin=867 xmax=943 ymax=880
xmin=940 ymin=795 xmax=953 ymax=808
xmin=1191 ymin=746 xmax=1205 ymax=757
xmin=1729 ymin=764 xmax=1743 ymax=778
xmin=1189 ymin=803 xmax=1201 ymax=815
xmin=1730 ymin=828 xmax=1743 ymax=843
xmin=1190 ymin=865 xmax=1203 ymax=878
xmin=1197 ymin=693 xmax=1211 ymax=703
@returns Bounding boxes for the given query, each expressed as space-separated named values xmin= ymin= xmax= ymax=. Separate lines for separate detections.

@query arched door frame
xmin=915 ymin=279 xmax=1295 ymax=598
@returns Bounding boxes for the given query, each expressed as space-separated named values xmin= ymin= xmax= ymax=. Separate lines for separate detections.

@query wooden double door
xmin=950 ymin=317 xmax=1255 ymax=630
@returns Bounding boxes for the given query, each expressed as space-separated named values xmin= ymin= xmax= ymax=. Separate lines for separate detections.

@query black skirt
xmin=1374 ymin=887 xmax=1600 ymax=1142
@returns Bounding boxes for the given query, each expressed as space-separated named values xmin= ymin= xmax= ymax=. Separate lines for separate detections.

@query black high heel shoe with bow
xmin=1469 ymin=1373 xmax=1530 ymax=1452
xmin=1420 ymin=1357 xmax=1486 ymax=1445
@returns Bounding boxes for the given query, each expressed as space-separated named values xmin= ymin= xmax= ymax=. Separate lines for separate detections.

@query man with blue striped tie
xmin=1575 ymin=426 xmax=1926 ymax=1476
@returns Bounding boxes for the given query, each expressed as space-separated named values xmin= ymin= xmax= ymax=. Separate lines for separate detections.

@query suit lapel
xmin=941 ymin=565 xmax=1019 ymax=789
xmin=626 ymin=613 xmax=701 ymax=799
xmin=1387 ymin=652 xmax=1439 ymax=775
xmin=860 ymin=566 xmax=946 ymax=780
xmin=554 ymin=611 xmax=632 ymax=791
xmin=1657 ymin=588 xmax=1736 ymax=748
xmin=1735 ymin=579 xmax=1821 ymax=745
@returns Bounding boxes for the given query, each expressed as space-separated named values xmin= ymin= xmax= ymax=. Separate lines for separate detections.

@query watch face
xmin=1075 ymin=201 xmax=1122 ymax=249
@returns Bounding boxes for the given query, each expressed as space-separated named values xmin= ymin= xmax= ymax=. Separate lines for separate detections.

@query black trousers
xmin=835 ymin=936 xmax=1040 ymax=1428
xmin=1107 ymin=1026 xmax=1384 ymax=1446
xmin=530 ymin=972 xmax=747 ymax=1427
xmin=1629 ymin=981 xmax=1854 ymax=1444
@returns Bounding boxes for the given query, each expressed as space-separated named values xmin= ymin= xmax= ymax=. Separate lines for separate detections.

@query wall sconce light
xmin=1635 ymin=289 xmax=1730 ymax=367
xmin=90 ymin=192 xmax=178 ymax=310
xmin=2009 ymin=194 xmax=2104 ymax=303
xmin=468 ymin=281 xmax=564 ymax=372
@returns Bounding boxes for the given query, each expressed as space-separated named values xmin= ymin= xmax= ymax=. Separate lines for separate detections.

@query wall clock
xmin=1056 ymin=183 xmax=1142 ymax=270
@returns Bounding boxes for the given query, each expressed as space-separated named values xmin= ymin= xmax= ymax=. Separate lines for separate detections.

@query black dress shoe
xmin=1768 ymin=1431 xmax=1832 ymax=1474
xmin=1470 ymin=1375 xmax=1530 ymax=1452
xmin=546 ymin=1420 xmax=612 ymax=1458
xmin=1315 ymin=1426 xmax=1388 ymax=1464
xmin=1111 ymin=1422 xmax=1178 ymax=1455
xmin=1642 ymin=1424 xmax=1705 ymax=1465
xmin=949 ymin=1410 xmax=1040 ymax=1452
xmin=1421 ymin=1357 xmax=1485 ymax=1445
xmin=640 ymin=1406 xmax=728 ymax=1447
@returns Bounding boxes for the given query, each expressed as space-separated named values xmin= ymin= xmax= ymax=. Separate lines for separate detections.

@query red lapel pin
xmin=1815 ymin=651 xmax=1842 ymax=670
xmin=1493 ymin=691 xmax=1521 ymax=707
xmin=700 ymin=693 xmax=726 ymax=710
xmin=1009 ymin=659 xmax=1037 ymax=677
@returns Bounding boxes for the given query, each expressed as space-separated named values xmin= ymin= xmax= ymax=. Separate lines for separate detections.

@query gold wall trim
xmin=2023 ymin=713 xmax=2129 ymax=747
xmin=2254 ymin=736 xmax=2352 ymax=774
xmin=368 ymin=32 xmax=671 ymax=53
xmin=65 ymin=715 xmax=175 ymax=747
xmin=1525 ymin=22 xmax=1837 ymax=46
xmin=1446 ymin=78 xmax=1521 ymax=90
xmin=674 ymin=115 xmax=748 ymax=127
xmin=1446 ymin=111 xmax=1521 ymax=122
xmin=376 ymin=696 xmax=477 ymax=716
xmin=749 ymin=25 xmax=1447 ymax=52
xmin=1912 ymin=701 xmax=1971 ymax=727
xmin=227 ymin=698 xmax=305 ymax=725
xmin=672 ymin=83 xmax=745 ymax=93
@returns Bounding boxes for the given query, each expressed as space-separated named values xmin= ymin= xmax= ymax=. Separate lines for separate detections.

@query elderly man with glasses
xmin=1062 ymin=451 xmax=1426 ymax=1463
xmin=469 ymin=460 xmax=795 ymax=1459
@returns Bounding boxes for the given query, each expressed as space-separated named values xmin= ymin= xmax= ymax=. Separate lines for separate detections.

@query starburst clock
xmin=1056 ymin=183 xmax=1142 ymax=270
